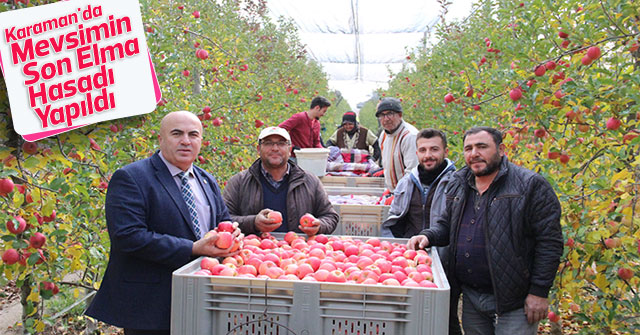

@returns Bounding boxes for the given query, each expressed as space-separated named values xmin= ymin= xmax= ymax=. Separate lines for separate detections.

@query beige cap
xmin=258 ymin=126 xmax=291 ymax=142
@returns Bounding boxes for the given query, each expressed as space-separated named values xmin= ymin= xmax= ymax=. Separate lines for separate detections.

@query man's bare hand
xmin=524 ymin=294 xmax=549 ymax=324
xmin=192 ymin=230 xmax=239 ymax=257
xmin=254 ymin=209 xmax=282 ymax=233
xmin=407 ymin=235 xmax=429 ymax=250
xmin=299 ymin=217 xmax=320 ymax=237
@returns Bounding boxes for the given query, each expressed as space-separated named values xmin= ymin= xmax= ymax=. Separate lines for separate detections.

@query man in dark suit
xmin=85 ymin=111 xmax=238 ymax=335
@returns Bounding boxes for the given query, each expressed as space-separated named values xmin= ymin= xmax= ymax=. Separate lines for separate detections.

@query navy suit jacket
xmin=85 ymin=152 xmax=230 ymax=330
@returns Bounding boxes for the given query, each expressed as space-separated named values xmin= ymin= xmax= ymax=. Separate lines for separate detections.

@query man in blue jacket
xmin=86 ymin=111 xmax=238 ymax=335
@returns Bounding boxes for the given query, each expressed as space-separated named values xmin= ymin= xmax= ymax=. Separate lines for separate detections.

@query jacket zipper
xmin=485 ymin=194 xmax=502 ymax=316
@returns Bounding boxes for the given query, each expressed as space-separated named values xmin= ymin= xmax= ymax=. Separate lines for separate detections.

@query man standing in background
xmin=376 ymin=97 xmax=418 ymax=191
xmin=279 ymin=96 xmax=331 ymax=151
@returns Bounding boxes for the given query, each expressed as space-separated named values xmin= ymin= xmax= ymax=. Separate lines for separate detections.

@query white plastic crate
xmin=294 ymin=148 xmax=330 ymax=176
xmin=171 ymin=235 xmax=450 ymax=335
xmin=320 ymin=175 xmax=385 ymax=188
xmin=325 ymin=186 xmax=390 ymax=236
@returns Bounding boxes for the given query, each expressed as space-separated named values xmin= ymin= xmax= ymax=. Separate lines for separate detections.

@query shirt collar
xmin=159 ymin=151 xmax=194 ymax=178
xmin=259 ymin=161 xmax=290 ymax=182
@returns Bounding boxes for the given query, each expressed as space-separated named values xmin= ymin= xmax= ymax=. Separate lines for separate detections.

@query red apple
xmin=237 ymin=265 xmax=258 ymax=276
xmin=558 ymin=31 xmax=569 ymax=39
xmin=547 ymin=151 xmax=560 ymax=160
xmin=606 ymin=117 xmax=621 ymax=130
xmin=194 ymin=269 xmax=212 ymax=276
xmin=215 ymin=232 xmax=233 ymax=249
xmin=548 ymin=311 xmax=560 ymax=323
xmin=344 ymin=245 xmax=359 ymax=257
xmin=618 ymin=267 xmax=633 ymax=280
xmin=545 ymin=61 xmax=557 ymax=70
xmin=587 ymin=46 xmax=601 ymax=60
xmin=267 ymin=211 xmax=282 ymax=223
xmin=313 ymin=269 xmax=330 ymax=281
xmin=382 ymin=278 xmax=401 ymax=286
xmin=182 ymin=70 xmax=190 ymax=77
xmin=534 ymin=65 xmax=546 ymax=76
xmin=192 ymin=10 xmax=200 ymax=18
xmin=217 ymin=221 xmax=234 ymax=232
xmin=255 ymin=119 xmax=264 ymax=128
xmin=22 ymin=142 xmax=38 ymax=155
xmin=0 ymin=178 xmax=15 ymax=195
xmin=509 ymin=88 xmax=523 ymax=101
xmin=219 ymin=266 xmax=238 ymax=277
xmin=259 ymin=239 xmax=276 ymax=249
xmin=2 ymin=249 xmax=19 ymax=265
xmin=283 ymin=231 xmax=299 ymax=245
xmin=195 ymin=49 xmax=209 ymax=60
xmin=43 ymin=210 xmax=56 ymax=223
xmin=534 ymin=129 xmax=546 ymax=138
xmin=295 ymin=263 xmax=314 ymax=279
xmin=200 ymin=257 xmax=220 ymax=272
xmin=212 ymin=117 xmax=222 ymax=127
xmin=7 ymin=216 xmax=27 ymax=234
xmin=29 ymin=232 xmax=46 ymax=249
xmin=326 ymin=270 xmax=347 ymax=283
xmin=581 ymin=55 xmax=593 ymax=66
xmin=299 ymin=213 xmax=316 ymax=228
xmin=419 ymin=280 xmax=438 ymax=288
xmin=444 ymin=93 xmax=454 ymax=104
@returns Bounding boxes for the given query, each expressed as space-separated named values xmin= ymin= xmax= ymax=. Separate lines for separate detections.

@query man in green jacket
xmin=223 ymin=126 xmax=339 ymax=236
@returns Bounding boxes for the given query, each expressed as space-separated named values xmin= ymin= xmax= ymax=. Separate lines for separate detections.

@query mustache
xmin=469 ymin=159 xmax=486 ymax=164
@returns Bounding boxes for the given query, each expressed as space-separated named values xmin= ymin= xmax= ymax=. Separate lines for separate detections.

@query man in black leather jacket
xmin=408 ymin=126 xmax=563 ymax=335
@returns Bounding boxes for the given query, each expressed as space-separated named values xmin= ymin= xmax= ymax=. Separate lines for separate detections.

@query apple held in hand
xmin=217 ymin=221 xmax=234 ymax=233
xmin=300 ymin=213 xmax=316 ymax=228
xmin=215 ymin=231 xmax=233 ymax=249
xmin=268 ymin=211 xmax=283 ymax=223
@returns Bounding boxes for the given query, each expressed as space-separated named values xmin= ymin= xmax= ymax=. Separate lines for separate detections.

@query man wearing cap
xmin=279 ymin=96 xmax=331 ymax=150
xmin=326 ymin=111 xmax=381 ymax=161
xmin=376 ymin=97 xmax=419 ymax=191
xmin=223 ymin=126 xmax=339 ymax=236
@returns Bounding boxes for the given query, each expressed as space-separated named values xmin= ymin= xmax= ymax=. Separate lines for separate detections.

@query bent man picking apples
xmin=223 ymin=126 xmax=338 ymax=236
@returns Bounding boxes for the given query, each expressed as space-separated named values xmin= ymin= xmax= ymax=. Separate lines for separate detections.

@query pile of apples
xmin=328 ymin=194 xmax=384 ymax=206
xmin=194 ymin=232 xmax=438 ymax=288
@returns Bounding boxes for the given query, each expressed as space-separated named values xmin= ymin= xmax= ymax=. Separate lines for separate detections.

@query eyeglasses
xmin=377 ymin=111 xmax=396 ymax=119
xmin=260 ymin=140 xmax=290 ymax=148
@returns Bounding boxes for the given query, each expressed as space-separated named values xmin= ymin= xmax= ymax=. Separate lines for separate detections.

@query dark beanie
xmin=342 ymin=112 xmax=357 ymax=124
xmin=376 ymin=97 xmax=403 ymax=117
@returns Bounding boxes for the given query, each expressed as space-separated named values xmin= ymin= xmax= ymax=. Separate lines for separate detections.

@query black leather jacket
xmin=421 ymin=156 xmax=563 ymax=314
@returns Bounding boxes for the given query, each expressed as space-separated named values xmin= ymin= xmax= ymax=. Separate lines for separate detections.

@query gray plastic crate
xmin=320 ymin=175 xmax=385 ymax=188
xmin=171 ymin=235 xmax=450 ymax=335
xmin=325 ymin=186 xmax=390 ymax=236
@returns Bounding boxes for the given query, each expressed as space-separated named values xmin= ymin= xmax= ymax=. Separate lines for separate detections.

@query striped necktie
xmin=178 ymin=172 xmax=201 ymax=238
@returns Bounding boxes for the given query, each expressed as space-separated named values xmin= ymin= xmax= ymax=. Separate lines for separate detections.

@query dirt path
xmin=0 ymin=301 xmax=22 ymax=335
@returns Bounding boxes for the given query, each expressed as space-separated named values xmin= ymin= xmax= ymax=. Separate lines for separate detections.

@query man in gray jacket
xmin=381 ymin=128 xmax=460 ymax=334
xmin=381 ymin=128 xmax=456 ymax=238
xmin=408 ymin=126 xmax=563 ymax=334
xmin=223 ymin=126 xmax=339 ymax=236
